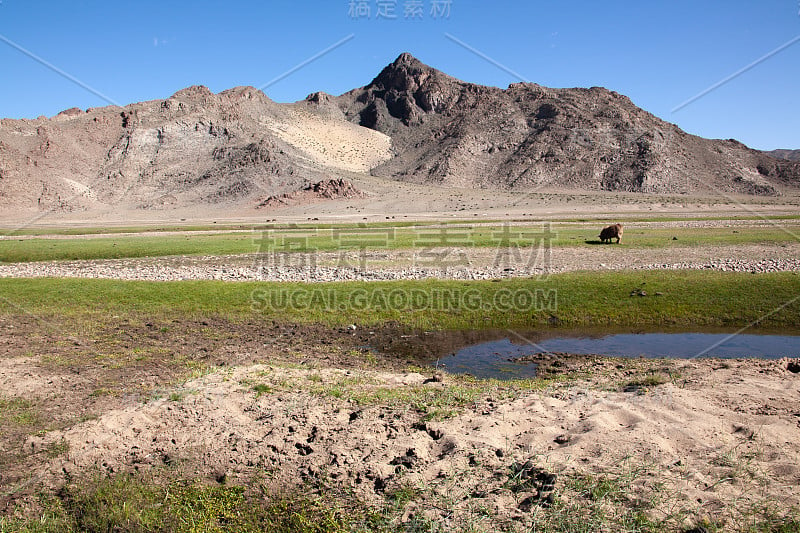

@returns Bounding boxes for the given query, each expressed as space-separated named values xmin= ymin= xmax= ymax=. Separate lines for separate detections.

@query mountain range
xmin=1 ymin=53 xmax=798 ymax=215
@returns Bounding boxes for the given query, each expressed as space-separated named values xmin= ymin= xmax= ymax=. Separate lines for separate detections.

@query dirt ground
xmin=3 ymin=174 xmax=800 ymax=228
xmin=1 ymin=312 xmax=800 ymax=530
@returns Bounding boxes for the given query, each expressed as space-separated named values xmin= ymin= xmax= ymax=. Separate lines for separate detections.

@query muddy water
xmin=372 ymin=328 xmax=800 ymax=379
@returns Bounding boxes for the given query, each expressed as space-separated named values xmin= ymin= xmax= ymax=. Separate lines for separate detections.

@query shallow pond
xmin=421 ymin=330 xmax=800 ymax=380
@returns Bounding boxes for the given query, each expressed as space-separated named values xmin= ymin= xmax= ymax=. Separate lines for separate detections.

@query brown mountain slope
xmin=1 ymin=53 xmax=798 ymax=218
xmin=0 ymin=86 xmax=390 ymax=214
xmin=336 ymin=53 xmax=799 ymax=195
xmin=767 ymin=149 xmax=800 ymax=162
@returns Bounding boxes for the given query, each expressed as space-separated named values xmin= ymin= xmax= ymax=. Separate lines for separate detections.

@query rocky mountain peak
xmin=170 ymin=85 xmax=216 ymax=101
xmin=393 ymin=52 xmax=419 ymax=66
xmin=336 ymin=55 xmax=799 ymax=195
xmin=340 ymin=53 xmax=462 ymax=133
xmin=219 ymin=86 xmax=271 ymax=103
xmin=370 ymin=52 xmax=453 ymax=93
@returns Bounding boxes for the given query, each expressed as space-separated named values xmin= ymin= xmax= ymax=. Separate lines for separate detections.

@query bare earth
xmin=4 ymin=349 xmax=800 ymax=530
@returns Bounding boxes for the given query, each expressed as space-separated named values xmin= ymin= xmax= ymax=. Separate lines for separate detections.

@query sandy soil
xmin=266 ymin=108 xmax=393 ymax=173
xmin=8 ymin=354 xmax=800 ymax=530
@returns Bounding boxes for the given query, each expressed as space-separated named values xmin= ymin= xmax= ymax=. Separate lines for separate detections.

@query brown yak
xmin=599 ymin=223 xmax=623 ymax=244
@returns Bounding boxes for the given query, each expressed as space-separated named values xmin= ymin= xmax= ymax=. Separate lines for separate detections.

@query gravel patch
xmin=1 ymin=243 xmax=798 ymax=282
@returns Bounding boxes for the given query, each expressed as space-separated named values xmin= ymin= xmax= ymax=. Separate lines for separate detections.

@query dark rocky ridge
xmin=337 ymin=53 xmax=799 ymax=195
xmin=256 ymin=178 xmax=366 ymax=208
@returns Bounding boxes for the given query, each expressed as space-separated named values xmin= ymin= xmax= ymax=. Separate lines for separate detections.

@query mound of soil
xmin=256 ymin=178 xmax=367 ymax=208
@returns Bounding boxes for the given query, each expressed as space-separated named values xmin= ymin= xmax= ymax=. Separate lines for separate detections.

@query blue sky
xmin=0 ymin=1 xmax=798 ymax=150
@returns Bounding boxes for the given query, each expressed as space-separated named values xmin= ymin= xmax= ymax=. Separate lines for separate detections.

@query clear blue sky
xmin=1 ymin=0 xmax=798 ymax=150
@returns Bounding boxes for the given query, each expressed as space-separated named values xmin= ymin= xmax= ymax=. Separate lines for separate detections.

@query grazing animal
xmin=599 ymin=223 xmax=623 ymax=244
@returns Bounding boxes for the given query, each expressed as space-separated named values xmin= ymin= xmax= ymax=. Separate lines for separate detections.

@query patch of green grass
xmin=252 ymin=384 xmax=273 ymax=397
xmin=621 ymin=373 xmax=669 ymax=392
xmin=1 ymin=219 xmax=508 ymax=237
xmin=1 ymin=270 xmax=798 ymax=332
xmin=0 ymin=396 xmax=40 ymax=427
xmin=0 ymin=232 xmax=260 ymax=262
xmin=252 ymin=370 xmax=566 ymax=421
xmin=518 ymin=457 xmax=800 ymax=533
xmin=0 ymin=473 xmax=399 ymax=533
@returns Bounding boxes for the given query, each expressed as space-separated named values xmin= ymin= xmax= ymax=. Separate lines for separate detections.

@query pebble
xmin=0 ymin=256 xmax=798 ymax=282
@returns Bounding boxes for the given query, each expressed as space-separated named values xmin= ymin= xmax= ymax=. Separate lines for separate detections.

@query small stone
xmin=554 ymin=434 xmax=571 ymax=444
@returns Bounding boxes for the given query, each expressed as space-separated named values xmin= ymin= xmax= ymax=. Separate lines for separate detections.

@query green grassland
xmin=1 ymin=271 xmax=797 ymax=331
xmin=1 ymin=223 xmax=798 ymax=263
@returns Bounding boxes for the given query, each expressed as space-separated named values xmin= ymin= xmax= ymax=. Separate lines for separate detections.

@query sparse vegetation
xmin=0 ymin=396 xmax=40 ymax=427
xmin=621 ymin=373 xmax=669 ymax=392
xmin=0 ymin=473 xmax=392 ymax=533
xmin=2 ymin=222 xmax=798 ymax=262
xmin=3 ymin=462 xmax=797 ymax=533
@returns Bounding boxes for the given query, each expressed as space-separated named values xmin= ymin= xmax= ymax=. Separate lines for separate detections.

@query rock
xmin=257 ymin=179 xmax=367 ymax=209
xmin=787 ymin=360 xmax=800 ymax=373
xmin=554 ymin=434 xmax=571 ymax=444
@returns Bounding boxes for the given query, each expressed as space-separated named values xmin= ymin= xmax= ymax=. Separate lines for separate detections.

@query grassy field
xmin=1 ymin=223 xmax=798 ymax=262
xmin=1 ymin=270 xmax=798 ymax=331
xmin=0 ymin=219 xmax=504 ymax=237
